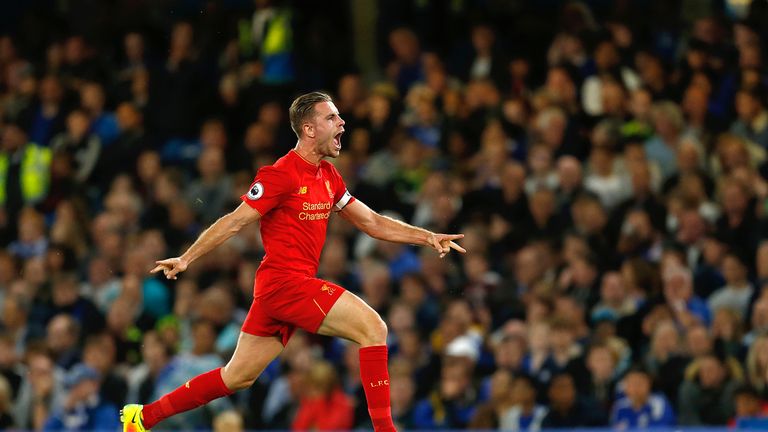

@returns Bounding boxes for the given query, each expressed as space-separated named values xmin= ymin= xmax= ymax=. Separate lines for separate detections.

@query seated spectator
xmin=291 ymin=361 xmax=353 ymax=431
xmin=0 ymin=375 xmax=13 ymax=429
xmin=731 ymin=87 xmax=768 ymax=150
xmin=662 ymin=264 xmax=711 ymax=326
xmin=744 ymin=298 xmax=768 ymax=347
xmin=611 ymin=368 xmax=676 ymax=428
xmin=214 ymin=410 xmax=244 ymax=432
xmin=8 ymin=208 xmax=49 ymax=260
xmin=43 ymin=363 xmax=119 ymax=431
xmin=732 ymin=385 xmax=768 ymax=428
xmin=412 ymin=361 xmax=477 ymax=429
xmin=79 ymin=81 xmax=119 ymax=146
xmin=746 ymin=334 xmax=768 ymax=399
xmin=82 ymin=333 xmax=126 ymax=408
xmin=50 ymin=109 xmax=101 ymax=183
xmin=47 ymin=274 xmax=104 ymax=337
xmin=186 ymin=147 xmax=233 ymax=225
xmin=708 ymin=250 xmax=754 ymax=318
xmin=591 ymin=271 xmax=637 ymax=323
xmin=499 ymin=373 xmax=548 ymax=430
xmin=389 ymin=365 xmax=416 ymax=430
xmin=14 ymin=347 xmax=66 ymax=430
xmin=584 ymin=343 xmax=620 ymax=414
xmin=542 ymin=373 xmax=606 ymax=428
xmin=469 ymin=369 xmax=513 ymax=429
xmin=678 ymin=354 xmax=740 ymax=425
xmin=711 ymin=308 xmax=744 ymax=359
xmin=45 ymin=314 xmax=81 ymax=370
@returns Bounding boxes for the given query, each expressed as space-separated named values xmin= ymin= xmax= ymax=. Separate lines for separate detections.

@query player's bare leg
xmin=127 ymin=333 xmax=283 ymax=430
xmin=318 ymin=290 xmax=395 ymax=431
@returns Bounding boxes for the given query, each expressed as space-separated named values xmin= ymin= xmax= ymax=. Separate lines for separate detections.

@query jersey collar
xmin=290 ymin=149 xmax=321 ymax=173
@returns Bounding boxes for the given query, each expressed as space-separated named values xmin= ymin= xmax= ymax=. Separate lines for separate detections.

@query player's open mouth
xmin=333 ymin=131 xmax=343 ymax=150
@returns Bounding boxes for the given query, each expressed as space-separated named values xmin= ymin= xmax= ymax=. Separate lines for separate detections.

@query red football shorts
xmin=241 ymin=271 xmax=346 ymax=345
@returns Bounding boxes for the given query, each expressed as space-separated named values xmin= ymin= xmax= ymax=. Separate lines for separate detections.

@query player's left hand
xmin=427 ymin=233 xmax=466 ymax=258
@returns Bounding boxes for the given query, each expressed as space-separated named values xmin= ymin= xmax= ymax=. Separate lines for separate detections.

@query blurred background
xmin=1 ymin=0 xmax=768 ymax=430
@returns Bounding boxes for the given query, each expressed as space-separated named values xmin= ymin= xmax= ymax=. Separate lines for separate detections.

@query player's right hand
xmin=151 ymin=257 xmax=188 ymax=280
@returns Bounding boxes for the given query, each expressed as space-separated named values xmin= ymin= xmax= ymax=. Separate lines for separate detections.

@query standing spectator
xmin=611 ymin=368 xmax=676 ymax=429
xmin=0 ymin=121 xmax=51 ymax=243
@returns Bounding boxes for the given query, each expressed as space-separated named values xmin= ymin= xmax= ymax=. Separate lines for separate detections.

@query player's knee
xmin=222 ymin=366 xmax=259 ymax=391
xmin=362 ymin=314 xmax=388 ymax=346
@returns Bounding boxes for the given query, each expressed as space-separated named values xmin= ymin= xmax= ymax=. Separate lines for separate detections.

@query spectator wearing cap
xmin=708 ymin=251 xmax=754 ymax=318
xmin=678 ymin=354 xmax=740 ymax=425
xmin=43 ymin=363 xmax=119 ymax=431
xmin=731 ymin=87 xmax=768 ymax=150
xmin=610 ymin=368 xmax=676 ymax=429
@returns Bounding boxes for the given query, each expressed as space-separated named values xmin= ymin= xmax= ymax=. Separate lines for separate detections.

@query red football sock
xmin=359 ymin=345 xmax=396 ymax=432
xmin=141 ymin=367 xmax=233 ymax=429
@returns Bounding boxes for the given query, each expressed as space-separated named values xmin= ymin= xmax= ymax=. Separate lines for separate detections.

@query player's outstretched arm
xmin=151 ymin=202 xmax=261 ymax=279
xmin=339 ymin=199 xmax=466 ymax=258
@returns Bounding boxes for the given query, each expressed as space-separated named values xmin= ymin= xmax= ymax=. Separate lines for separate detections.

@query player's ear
xmin=303 ymin=122 xmax=315 ymax=138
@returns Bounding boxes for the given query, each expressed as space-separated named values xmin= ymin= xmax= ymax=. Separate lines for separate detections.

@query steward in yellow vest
xmin=0 ymin=123 xmax=52 ymax=219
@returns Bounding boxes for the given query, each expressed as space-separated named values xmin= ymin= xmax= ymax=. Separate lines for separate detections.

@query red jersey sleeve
xmin=328 ymin=164 xmax=355 ymax=211
xmin=241 ymin=166 xmax=294 ymax=215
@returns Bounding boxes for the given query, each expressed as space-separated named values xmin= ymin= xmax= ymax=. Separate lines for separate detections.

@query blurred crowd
xmin=2 ymin=0 xmax=768 ymax=430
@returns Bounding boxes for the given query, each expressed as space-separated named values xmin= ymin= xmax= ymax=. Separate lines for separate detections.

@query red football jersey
xmin=241 ymin=150 xmax=354 ymax=279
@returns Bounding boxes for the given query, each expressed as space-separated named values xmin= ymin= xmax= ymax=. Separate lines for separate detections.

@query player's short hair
xmin=289 ymin=91 xmax=333 ymax=138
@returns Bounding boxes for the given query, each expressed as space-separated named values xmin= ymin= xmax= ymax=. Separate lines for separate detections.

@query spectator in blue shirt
xmin=43 ymin=363 xmax=119 ymax=431
xmin=663 ymin=264 xmax=711 ymax=326
xmin=611 ymin=368 xmax=676 ymax=429
xmin=413 ymin=361 xmax=477 ymax=429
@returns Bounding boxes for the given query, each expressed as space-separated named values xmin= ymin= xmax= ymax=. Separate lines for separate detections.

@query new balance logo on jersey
xmin=369 ymin=379 xmax=389 ymax=388
xmin=298 ymin=186 xmax=307 ymax=194
xmin=321 ymin=284 xmax=336 ymax=295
